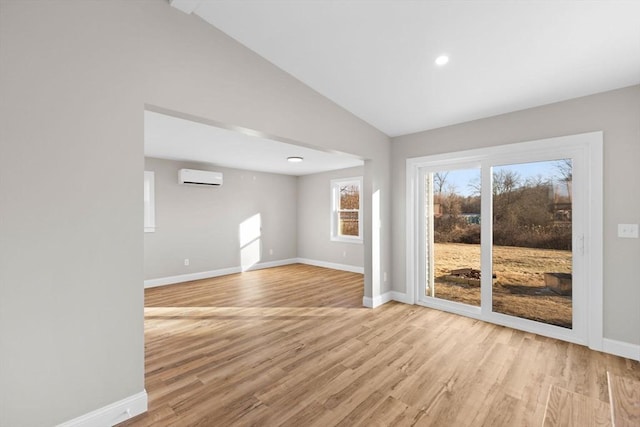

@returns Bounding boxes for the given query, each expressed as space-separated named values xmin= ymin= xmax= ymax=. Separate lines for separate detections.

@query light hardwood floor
xmin=119 ymin=264 xmax=639 ymax=426
xmin=607 ymin=372 xmax=640 ymax=426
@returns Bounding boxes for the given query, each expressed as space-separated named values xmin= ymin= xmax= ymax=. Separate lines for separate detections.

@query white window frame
xmin=144 ymin=171 xmax=156 ymax=233
xmin=331 ymin=176 xmax=363 ymax=243
xmin=406 ymin=132 xmax=603 ymax=351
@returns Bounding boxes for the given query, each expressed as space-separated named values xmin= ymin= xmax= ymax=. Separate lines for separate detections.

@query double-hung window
xmin=331 ymin=177 xmax=363 ymax=243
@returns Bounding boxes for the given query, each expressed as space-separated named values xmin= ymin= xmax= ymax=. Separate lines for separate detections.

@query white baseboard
xmin=363 ymin=291 xmax=412 ymax=308
xmin=363 ymin=291 xmax=393 ymax=308
xmin=296 ymin=258 xmax=364 ymax=274
xmin=144 ymin=267 xmax=240 ymax=288
xmin=145 ymin=258 xmax=363 ymax=288
xmin=144 ymin=259 xmax=298 ymax=288
xmin=57 ymin=390 xmax=147 ymax=427
xmin=390 ymin=291 xmax=413 ymax=305
xmin=602 ymin=338 xmax=640 ymax=361
xmin=245 ymin=258 xmax=298 ymax=271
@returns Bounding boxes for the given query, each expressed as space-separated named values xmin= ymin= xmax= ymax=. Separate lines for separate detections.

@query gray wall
xmin=0 ymin=1 xmax=390 ymax=426
xmin=145 ymin=159 xmax=364 ymax=279
xmin=298 ymin=166 xmax=365 ymax=269
xmin=391 ymin=85 xmax=640 ymax=345
xmin=0 ymin=3 xmax=145 ymax=426
xmin=144 ymin=158 xmax=297 ymax=279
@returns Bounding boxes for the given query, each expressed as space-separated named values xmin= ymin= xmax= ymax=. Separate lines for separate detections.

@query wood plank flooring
xmin=119 ymin=264 xmax=639 ymax=427
xmin=607 ymin=372 xmax=640 ymax=426
xmin=542 ymin=385 xmax=612 ymax=427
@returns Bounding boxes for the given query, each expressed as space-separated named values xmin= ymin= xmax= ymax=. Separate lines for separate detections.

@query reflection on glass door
xmin=426 ymin=168 xmax=482 ymax=307
xmin=491 ymin=159 xmax=573 ymax=328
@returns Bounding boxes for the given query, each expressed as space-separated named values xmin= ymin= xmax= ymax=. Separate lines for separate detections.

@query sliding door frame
xmin=406 ymin=132 xmax=603 ymax=350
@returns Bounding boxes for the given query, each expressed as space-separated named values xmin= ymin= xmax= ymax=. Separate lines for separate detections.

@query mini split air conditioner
xmin=179 ymin=169 xmax=223 ymax=186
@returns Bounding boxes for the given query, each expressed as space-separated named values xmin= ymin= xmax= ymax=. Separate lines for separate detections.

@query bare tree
xmin=468 ymin=176 xmax=481 ymax=196
xmin=525 ymin=175 xmax=551 ymax=187
xmin=554 ymin=159 xmax=573 ymax=202
xmin=555 ymin=159 xmax=572 ymax=182
xmin=493 ymin=169 xmax=521 ymax=195
xmin=433 ymin=171 xmax=449 ymax=194
xmin=339 ymin=185 xmax=359 ymax=209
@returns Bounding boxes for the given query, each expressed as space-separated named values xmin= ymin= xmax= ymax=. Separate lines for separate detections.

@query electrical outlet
xmin=384 ymin=272 xmax=388 ymax=282
xmin=184 ymin=258 xmax=190 ymax=266
xmin=269 ymin=248 xmax=274 ymax=255
xmin=343 ymin=250 xmax=347 ymax=257
xmin=618 ymin=224 xmax=639 ymax=238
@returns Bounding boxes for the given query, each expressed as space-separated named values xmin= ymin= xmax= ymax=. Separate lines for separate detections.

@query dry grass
xmin=432 ymin=243 xmax=572 ymax=328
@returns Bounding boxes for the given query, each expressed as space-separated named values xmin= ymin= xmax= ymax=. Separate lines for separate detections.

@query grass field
xmin=432 ymin=242 xmax=572 ymax=328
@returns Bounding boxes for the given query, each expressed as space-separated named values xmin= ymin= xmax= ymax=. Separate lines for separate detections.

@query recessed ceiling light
xmin=435 ymin=55 xmax=449 ymax=66
xmin=287 ymin=156 xmax=303 ymax=163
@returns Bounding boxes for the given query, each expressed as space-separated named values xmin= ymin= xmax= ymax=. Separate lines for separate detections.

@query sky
xmin=438 ymin=159 xmax=570 ymax=197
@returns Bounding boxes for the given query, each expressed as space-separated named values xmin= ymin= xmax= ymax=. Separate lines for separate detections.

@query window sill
xmin=331 ymin=236 xmax=363 ymax=244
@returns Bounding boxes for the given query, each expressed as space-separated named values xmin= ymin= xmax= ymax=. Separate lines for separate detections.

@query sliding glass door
xmin=424 ymin=167 xmax=482 ymax=307
xmin=408 ymin=133 xmax=602 ymax=345
xmin=490 ymin=160 xmax=573 ymax=328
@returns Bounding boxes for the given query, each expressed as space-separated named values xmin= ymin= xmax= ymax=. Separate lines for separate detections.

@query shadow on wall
xmin=240 ymin=213 xmax=262 ymax=271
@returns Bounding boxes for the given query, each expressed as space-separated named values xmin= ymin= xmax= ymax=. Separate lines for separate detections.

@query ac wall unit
xmin=179 ymin=169 xmax=223 ymax=186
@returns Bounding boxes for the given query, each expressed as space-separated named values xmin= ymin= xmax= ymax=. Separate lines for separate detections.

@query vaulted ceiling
xmin=152 ymin=1 xmax=640 ymax=175
xmin=172 ymin=0 xmax=640 ymax=137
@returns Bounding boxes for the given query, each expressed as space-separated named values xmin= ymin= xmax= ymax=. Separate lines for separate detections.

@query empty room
xmin=0 ymin=1 xmax=638 ymax=427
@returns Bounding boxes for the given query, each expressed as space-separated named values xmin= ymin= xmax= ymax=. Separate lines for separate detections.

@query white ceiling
xmin=144 ymin=110 xmax=363 ymax=176
xmin=173 ymin=0 xmax=640 ymax=137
